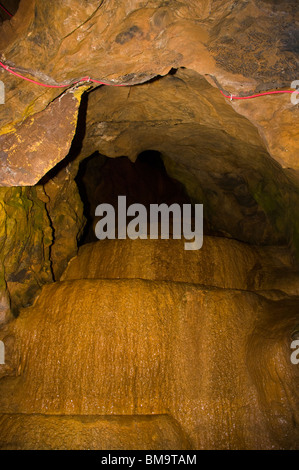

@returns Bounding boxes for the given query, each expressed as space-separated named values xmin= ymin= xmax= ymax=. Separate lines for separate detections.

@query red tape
xmin=0 ymin=60 xmax=298 ymax=98
xmin=220 ymin=89 xmax=297 ymax=100
xmin=0 ymin=2 xmax=13 ymax=18
xmin=0 ymin=61 xmax=128 ymax=88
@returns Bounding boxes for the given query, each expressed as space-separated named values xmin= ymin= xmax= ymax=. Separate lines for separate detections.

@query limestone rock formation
xmin=0 ymin=237 xmax=298 ymax=450
xmin=0 ymin=414 xmax=191 ymax=450
xmin=79 ymin=69 xmax=299 ymax=251
xmin=0 ymin=0 xmax=298 ymax=451
xmin=0 ymin=1 xmax=298 ymax=311
xmin=61 ymin=237 xmax=299 ymax=297
xmin=1 ymin=0 xmax=298 ymax=178
xmin=0 ymin=186 xmax=53 ymax=315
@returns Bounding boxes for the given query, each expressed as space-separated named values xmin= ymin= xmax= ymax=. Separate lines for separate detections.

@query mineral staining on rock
xmin=0 ymin=238 xmax=298 ymax=450
xmin=0 ymin=0 xmax=298 ymax=451
xmin=0 ymin=87 xmax=88 ymax=186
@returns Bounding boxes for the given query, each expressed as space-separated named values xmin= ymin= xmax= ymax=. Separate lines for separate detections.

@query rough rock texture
xmin=0 ymin=88 xmax=87 ymax=186
xmin=78 ymin=71 xmax=299 ymax=255
xmin=0 ymin=0 xmax=298 ymax=451
xmin=42 ymin=164 xmax=85 ymax=281
xmin=0 ymin=0 xmax=298 ymax=177
xmin=0 ymin=186 xmax=53 ymax=317
xmin=0 ymin=160 xmax=85 ymax=316
xmin=0 ymin=237 xmax=298 ymax=449
xmin=0 ymin=414 xmax=190 ymax=450
xmin=0 ymin=0 xmax=298 ymax=312
xmin=0 ymin=168 xmax=85 ymax=317
xmin=61 ymin=238 xmax=299 ymax=298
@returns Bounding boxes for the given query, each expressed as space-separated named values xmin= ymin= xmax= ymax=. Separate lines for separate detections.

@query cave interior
xmin=0 ymin=0 xmax=298 ymax=451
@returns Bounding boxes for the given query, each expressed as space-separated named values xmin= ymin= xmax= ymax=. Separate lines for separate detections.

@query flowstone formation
xmin=0 ymin=0 xmax=298 ymax=450
xmin=0 ymin=238 xmax=298 ymax=450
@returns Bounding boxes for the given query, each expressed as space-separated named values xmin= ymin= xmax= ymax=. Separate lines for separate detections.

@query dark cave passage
xmin=0 ymin=0 xmax=299 ymax=452
xmin=75 ymin=150 xmax=198 ymax=246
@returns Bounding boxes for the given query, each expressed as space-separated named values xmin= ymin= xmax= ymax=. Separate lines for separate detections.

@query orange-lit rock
xmin=0 ymin=414 xmax=191 ymax=450
xmin=0 ymin=0 xmax=298 ymax=451
xmin=0 ymin=87 xmax=88 ymax=186
xmin=0 ymin=237 xmax=298 ymax=450
xmin=0 ymin=0 xmax=298 ymax=178
xmin=61 ymin=237 xmax=299 ymax=297
xmin=78 ymin=70 xmax=299 ymax=254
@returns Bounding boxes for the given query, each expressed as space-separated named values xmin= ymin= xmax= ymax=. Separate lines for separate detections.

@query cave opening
xmin=2 ymin=65 xmax=299 ymax=321
xmin=75 ymin=149 xmax=203 ymax=247
xmin=0 ymin=73 xmax=298 ymax=450
xmin=0 ymin=0 xmax=299 ymax=451
xmin=21 ymin=66 xmax=299 ymax=295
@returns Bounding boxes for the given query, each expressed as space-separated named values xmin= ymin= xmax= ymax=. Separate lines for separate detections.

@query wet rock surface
xmin=0 ymin=237 xmax=298 ymax=450
xmin=0 ymin=0 xmax=298 ymax=178
xmin=0 ymin=0 xmax=298 ymax=450
xmin=79 ymin=70 xmax=299 ymax=252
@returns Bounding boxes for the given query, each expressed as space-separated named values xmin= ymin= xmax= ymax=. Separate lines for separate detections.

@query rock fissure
xmin=0 ymin=0 xmax=298 ymax=451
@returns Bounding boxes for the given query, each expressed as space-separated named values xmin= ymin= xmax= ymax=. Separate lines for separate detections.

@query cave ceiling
xmin=0 ymin=0 xmax=298 ymax=253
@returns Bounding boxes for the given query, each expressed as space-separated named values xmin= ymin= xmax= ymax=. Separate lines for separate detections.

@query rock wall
xmin=0 ymin=186 xmax=53 ymax=318
xmin=0 ymin=0 xmax=298 ymax=450
xmin=0 ymin=1 xmax=298 ymax=314
xmin=0 ymin=0 xmax=298 ymax=175
xmin=80 ymin=69 xmax=299 ymax=252
xmin=0 ymin=165 xmax=85 ymax=317
xmin=0 ymin=237 xmax=298 ymax=449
